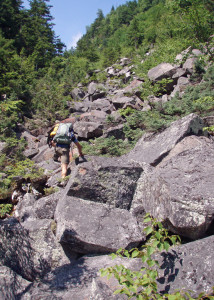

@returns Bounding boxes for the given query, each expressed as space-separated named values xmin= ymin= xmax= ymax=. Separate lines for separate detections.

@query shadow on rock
xmin=157 ymin=249 xmax=182 ymax=294
xmin=45 ymin=257 xmax=93 ymax=292
xmin=0 ymin=218 xmax=50 ymax=282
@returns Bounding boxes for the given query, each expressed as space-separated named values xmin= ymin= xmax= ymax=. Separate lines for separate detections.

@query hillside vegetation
xmin=0 ymin=0 xmax=213 ymax=200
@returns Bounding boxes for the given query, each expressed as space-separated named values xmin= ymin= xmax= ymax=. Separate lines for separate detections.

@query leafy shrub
xmin=0 ymin=204 xmax=13 ymax=218
xmin=0 ymin=95 xmax=24 ymax=137
xmin=44 ymin=187 xmax=59 ymax=196
xmin=0 ymin=158 xmax=44 ymax=201
xmin=81 ymin=136 xmax=132 ymax=157
xmin=100 ymin=214 xmax=214 ymax=300
xmin=162 ymin=65 xmax=214 ymax=117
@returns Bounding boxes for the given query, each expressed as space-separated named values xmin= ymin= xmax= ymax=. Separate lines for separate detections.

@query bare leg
xmin=61 ymin=163 xmax=68 ymax=178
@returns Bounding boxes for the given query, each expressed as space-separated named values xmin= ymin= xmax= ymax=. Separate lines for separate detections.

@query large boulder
xmin=80 ymin=110 xmax=107 ymax=123
xmin=124 ymin=113 xmax=206 ymax=166
xmin=0 ymin=217 xmax=73 ymax=282
xmin=112 ymin=95 xmax=136 ymax=109
xmin=73 ymin=121 xmax=103 ymax=139
xmin=183 ymin=57 xmax=197 ymax=74
xmin=0 ymin=266 xmax=31 ymax=300
xmin=131 ymin=135 xmax=214 ymax=239
xmin=70 ymin=87 xmax=85 ymax=101
xmin=87 ymin=82 xmax=106 ymax=101
xmin=55 ymin=196 xmax=144 ymax=254
xmin=148 ymin=63 xmax=179 ymax=82
xmin=103 ymin=124 xmax=125 ymax=140
xmin=92 ymin=235 xmax=214 ymax=298
xmin=65 ymin=156 xmax=142 ymax=209
xmin=13 ymin=235 xmax=214 ymax=299
xmin=170 ymin=76 xmax=190 ymax=98
xmin=69 ymin=99 xmax=92 ymax=113
xmin=14 ymin=191 xmax=60 ymax=222
xmin=90 ymin=98 xmax=113 ymax=113
xmin=32 ymin=145 xmax=55 ymax=163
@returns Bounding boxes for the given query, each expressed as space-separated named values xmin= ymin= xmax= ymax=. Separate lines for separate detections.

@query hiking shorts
xmin=55 ymin=146 xmax=70 ymax=164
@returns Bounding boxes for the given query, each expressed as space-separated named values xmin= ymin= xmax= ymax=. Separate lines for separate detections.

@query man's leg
xmin=61 ymin=163 xmax=68 ymax=178
xmin=61 ymin=148 xmax=70 ymax=178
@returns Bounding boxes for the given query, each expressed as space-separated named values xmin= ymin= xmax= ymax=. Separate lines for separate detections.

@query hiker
xmin=49 ymin=120 xmax=83 ymax=178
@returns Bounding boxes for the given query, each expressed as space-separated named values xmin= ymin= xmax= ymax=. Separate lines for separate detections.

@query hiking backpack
xmin=53 ymin=122 xmax=73 ymax=145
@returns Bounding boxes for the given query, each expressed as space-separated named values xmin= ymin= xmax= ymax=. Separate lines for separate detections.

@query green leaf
xmin=132 ymin=249 xmax=140 ymax=258
xmin=110 ymin=253 xmax=117 ymax=260
xmin=155 ymin=231 xmax=162 ymax=240
xmin=145 ymin=226 xmax=153 ymax=236
xmin=157 ymin=241 xmax=164 ymax=251
xmin=100 ymin=268 xmax=109 ymax=277
xmin=147 ymin=259 xmax=156 ymax=267
xmin=144 ymin=217 xmax=152 ymax=223
xmin=170 ymin=236 xmax=177 ymax=245
xmin=164 ymin=241 xmax=170 ymax=251
xmin=167 ymin=295 xmax=179 ymax=300
xmin=114 ymin=289 xmax=122 ymax=295
xmin=147 ymin=246 xmax=156 ymax=256
xmin=157 ymin=222 xmax=163 ymax=229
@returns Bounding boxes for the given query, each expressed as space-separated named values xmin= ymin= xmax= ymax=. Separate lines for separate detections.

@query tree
xmin=167 ymin=0 xmax=214 ymax=42
xmin=0 ymin=32 xmax=17 ymax=95
xmin=20 ymin=0 xmax=64 ymax=68
xmin=0 ymin=0 xmax=23 ymax=40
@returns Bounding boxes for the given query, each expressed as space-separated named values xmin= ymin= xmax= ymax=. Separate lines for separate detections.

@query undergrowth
xmin=100 ymin=214 xmax=214 ymax=300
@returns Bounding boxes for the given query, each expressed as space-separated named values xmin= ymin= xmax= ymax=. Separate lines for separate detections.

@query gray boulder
xmin=65 ymin=156 xmax=142 ymax=209
xmin=23 ymin=147 xmax=39 ymax=159
xmin=170 ymin=76 xmax=190 ymax=98
xmin=14 ymin=191 xmax=60 ymax=222
xmin=73 ymin=121 xmax=103 ymax=139
xmin=132 ymin=135 xmax=214 ymax=239
xmin=88 ymin=82 xmax=106 ymax=101
xmin=55 ymin=196 xmax=144 ymax=254
xmin=156 ymin=235 xmax=214 ymax=296
xmin=90 ymin=98 xmax=113 ymax=113
xmin=124 ymin=113 xmax=206 ymax=166
xmin=69 ymin=99 xmax=92 ymax=113
xmin=103 ymin=124 xmax=125 ymax=140
xmin=0 ymin=266 xmax=31 ymax=300
xmin=32 ymin=145 xmax=55 ymax=163
xmin=17 ymin=235 xmax=214 ymax=299
xmin=80 ymin=110 xmax=107 ymax=123
xmin=0 ymin=217 xmax=73 ymax=282
xmin=112 ymin=95 xmax=135 ymax=109
xmin=183 ymin=57 xmax=197 ymax=74
xmin=70 ymin=87 xmax=85 ymax=101
xmin=148 ymin=63 xmax=179 ymax=82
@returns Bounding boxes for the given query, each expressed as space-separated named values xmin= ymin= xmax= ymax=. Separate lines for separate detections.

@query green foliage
xmin=0 ymin=204 xmax=13 ymax=218
xmin=100 ymin=214 xmax=214 ymax=300
xmin=0 ymin=157 xmax=44 ymax=201
xmin=100 ymin=214 xmax=181 ymax=299
xmin=81 ymin=136 xmax=133 ymax=157
xmin=6 ymin=159 xmax=44 ymax=181
xmin=203 ymin=125 xmax=214 ymax=135
xmin=162 ymin=66 xmax=214 ymax=117
xmin=44 ymin=186 xmax=59 ymax=196
xmin=119 ymin=107 xmax=136 ymax=117
xmin=30 ymin=76 xmax=69 ymax=122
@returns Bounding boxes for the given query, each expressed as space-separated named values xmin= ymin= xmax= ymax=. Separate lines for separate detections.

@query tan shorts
xmin=55 ymin=147 xmax=70 ymax=164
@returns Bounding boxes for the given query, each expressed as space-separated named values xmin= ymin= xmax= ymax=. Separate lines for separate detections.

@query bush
xmin=0 ymin=204 xmax=13 ymax=219
xmin=100 ymin=214 xmax=214 ymax=300
xmin=81 ymin=136 xmax=133 ymax=157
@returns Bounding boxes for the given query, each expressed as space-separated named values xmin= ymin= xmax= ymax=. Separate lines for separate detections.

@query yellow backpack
xmin=47 ymin=123 xmax=59 ymax=148
xmin=50 ymin=124 xmax=59 ymax=137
